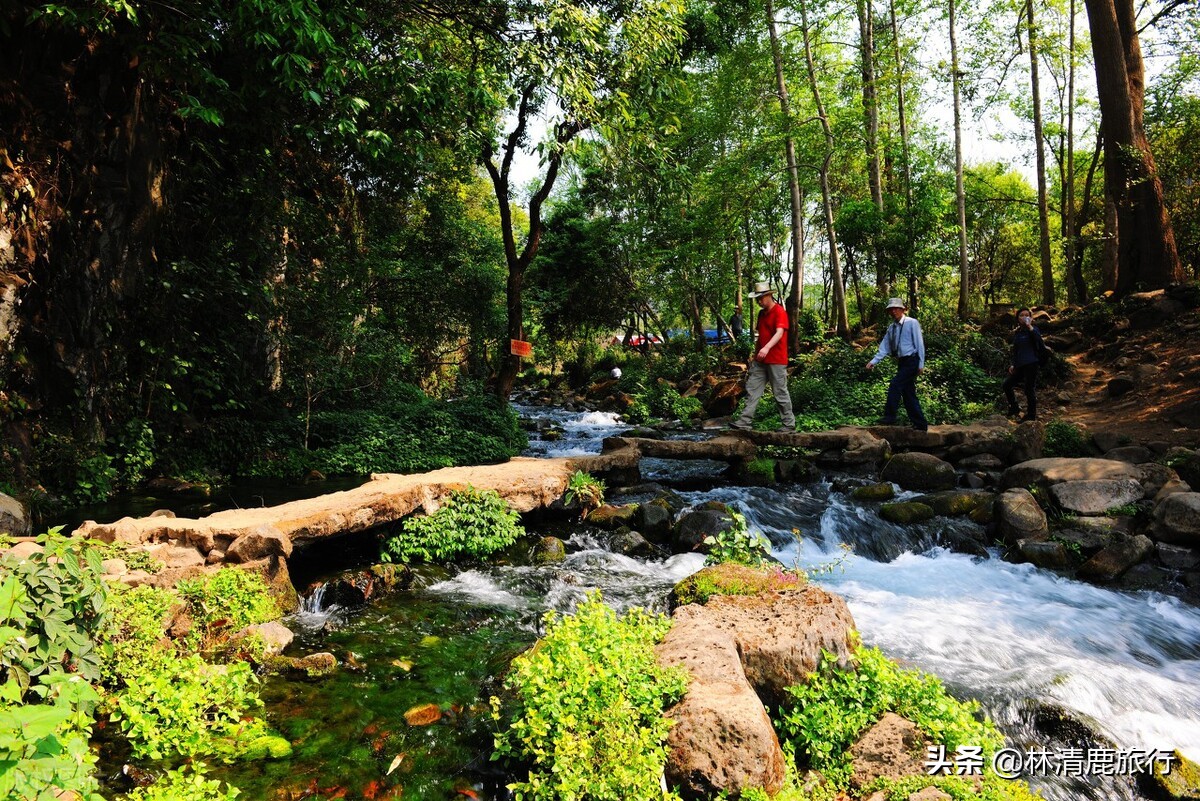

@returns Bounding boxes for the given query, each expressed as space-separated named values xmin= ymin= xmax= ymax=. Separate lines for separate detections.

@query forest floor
xmin=1052 ymin=304 xmax=1200 ymax=449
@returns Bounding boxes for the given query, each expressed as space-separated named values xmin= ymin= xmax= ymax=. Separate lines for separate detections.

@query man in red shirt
xmin=732 ymin=281 xmax=795 ymax=431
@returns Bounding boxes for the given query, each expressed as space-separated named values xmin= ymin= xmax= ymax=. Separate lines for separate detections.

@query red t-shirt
xmin=756 ymin=302 xmax=789 ymax=365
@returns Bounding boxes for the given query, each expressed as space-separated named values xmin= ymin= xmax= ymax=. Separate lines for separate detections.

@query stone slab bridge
xmin=71 ymin=417 xmax=1023 ymax=602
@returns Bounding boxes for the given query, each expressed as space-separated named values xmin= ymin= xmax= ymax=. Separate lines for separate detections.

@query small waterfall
xmin=293 ymin=581 xmax=342 ymax=629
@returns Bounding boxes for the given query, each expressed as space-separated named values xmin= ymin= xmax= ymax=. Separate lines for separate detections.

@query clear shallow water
xmin=212 ymin=408 xmax=1200 ymax=801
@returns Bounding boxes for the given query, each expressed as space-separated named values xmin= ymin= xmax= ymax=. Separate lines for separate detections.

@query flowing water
xmin=209 ymin=408 xmax=1200 ymax=801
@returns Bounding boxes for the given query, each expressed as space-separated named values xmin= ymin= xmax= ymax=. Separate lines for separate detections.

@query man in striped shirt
xmin=865 ymin=297 xmax=929 ymax=432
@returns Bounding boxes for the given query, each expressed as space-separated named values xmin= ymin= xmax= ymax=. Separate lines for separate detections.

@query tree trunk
xmin=799 ymin=0 xmax=851 ymax=339
xmin=890 ymin=0 xmax=914 ymax=295
xmin=857 ymin=0 xmax=887 ymax=291
xmin=767 ymin=0 xmax=806 ymax=350
xmin=951 ymin=0 xmax=970 ymax=319
xmin=1083 ymin=0 xmax=1183 ymax=294
xmin=1026 ymin=0 xmax=1056 ymax=306
xmin=1063 ymin=0 xmax=1085 ymax=303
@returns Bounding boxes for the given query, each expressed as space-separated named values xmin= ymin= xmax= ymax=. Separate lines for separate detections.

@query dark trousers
xmin=884 ymin=355 xmax=928 ymax=427
xmin=1003 ymin=363 xmax=1039 ymax=418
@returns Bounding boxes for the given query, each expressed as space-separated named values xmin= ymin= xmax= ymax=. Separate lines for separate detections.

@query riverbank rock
xmin=236 ymin=621 xmax=295 ymax=656
xmin=1138 ymin=463 xmax=1183 ymax=499
xmin=1001 ymin=458 xmax=1144 ymax=490
xmin=225 ymin=525 xmax=293 ymax=563
xmin=880 ymin=453 xmax=956 ymax=492
xmin=1014 ymin=539 xmax=1075 ymax=571
xmin=956 ymin=453 xmax=1005 ymax=471
xmin=1049 ymin=479 xmax=1144 ymax=516
xmin=1146 ymin=749 xmax=1200 ymax=801
xmin=0 ymin=493 xmax=31 ymax=537
xmin=849 ymin=713 xmax=930 ymax=792
xmin=880 ymin=502 xmax=935 ymax=525
xmin=1164 ymin=448 xmax=1200 ymax=489
xmin=610 ymin=528 xmax=654 ymax=557
xmin=996 ymin=489 xmax=1049 ymax=543
xmin=635 ymin=500 xmax=674 ymax=541
xmin=1151 ymin=493 xmax=1200 ymax=547
xmin=657 ymin=608 xmax=787 ymax=798
xmin=1077 ymin=534 xmax=1154 ymax=582
xmin=1010 ymin=420 xmax=1045 ymax=463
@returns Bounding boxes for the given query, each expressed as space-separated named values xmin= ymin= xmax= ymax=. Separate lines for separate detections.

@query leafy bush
xmin=565 ymin=470 xmax=606 ymax=515
xmin=125 ymin=764 xmax=240 ymax=801
xmin=382 ymin=487 xmax=524 ymax=564
xmin=778 ymin=645 xmax=1003 ymax=786
xmin=491 ymin=592 xmax=689 ymax=801
xmin=177 ymin=568 xmax=280 ymax=648
xmin=627 ymin=380 xmax=703 ymax=424
xmin=1043 ymin=419 xmax=1091 ymax=457
xmin=0 ymin=531 xmax=110 ymax=801
xmin=703 ymin=512 xmax=773 ymax=567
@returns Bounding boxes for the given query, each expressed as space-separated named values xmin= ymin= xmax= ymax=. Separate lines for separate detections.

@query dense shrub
xmin=381 ymin=487 xmax=524 ymax=564
xmin=778 ymin=644 xmax=1003 ymax=786
xmin=491 ymin=593 xmax=689 ymax=801
xmin=1043 ymin=419 xmax=1091 ymax=457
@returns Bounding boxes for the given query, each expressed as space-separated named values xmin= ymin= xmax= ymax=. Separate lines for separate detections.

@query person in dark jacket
xmin=1003 ymin=308 xmax=1048 ymax=422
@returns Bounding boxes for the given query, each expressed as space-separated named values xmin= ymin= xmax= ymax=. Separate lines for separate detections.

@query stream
xmin=202 ymin=405 xmax=1200 ymax=801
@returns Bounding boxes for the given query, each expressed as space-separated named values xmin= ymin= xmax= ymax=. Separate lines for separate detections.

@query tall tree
xmin=951 ymin=0 xmax=971 ymax=318
xmin=798 ymin=0 xmax=851 ymax=337
xmin=857 ymin=0 xmax=887 ymax=290
xmin=1082 ymin=0 xmax=1183 ymax=293
xmin=766 ymin=0 xmax=808 ymax=344
xmin=1025 ymin=0 xmax=1057 ymax=305
xmin=476 ymin=0 xmax=686 ymax=397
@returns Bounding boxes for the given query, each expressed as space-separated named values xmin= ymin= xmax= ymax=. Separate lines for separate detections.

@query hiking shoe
xmin=728 ymin=422 xmax=752 ymax=431
xmin=912 ymin=424 xmax=929 ymax=432
xmin=1020 ymin=414 xmax=1038 ymax=423
xmin=874 ymin=418 xmax=898 ymax=426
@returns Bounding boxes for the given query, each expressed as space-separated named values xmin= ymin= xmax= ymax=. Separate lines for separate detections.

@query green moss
xmin=867 ymin=773 xmax=1044 ymax=801
xmin=917 ymin=491 xmax=992 ymax=517
xmin=670 ymin=563 xmax=806 ymax=607
xmin=1151 ymin=750 xmax=1200 ymax=800
xmin=742 ymin=457 xmax=778 ymax=485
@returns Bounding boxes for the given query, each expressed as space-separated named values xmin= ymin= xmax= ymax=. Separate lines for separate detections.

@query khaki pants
xmin=736 ymin=362 xmax=794 ymax=429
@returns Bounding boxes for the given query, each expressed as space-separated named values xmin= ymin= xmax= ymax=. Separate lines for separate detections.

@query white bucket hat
xmin=885 ymin=297 xmax=907 ymax=310
xmin=748 ymin=281 xmax=775 ymax=299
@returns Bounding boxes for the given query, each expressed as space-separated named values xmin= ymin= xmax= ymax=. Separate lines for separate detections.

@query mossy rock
xmin=736 ymin=457 xmax=777 ymax=486
xmin=237 ymin=733 xmax=293 ymax=760
xmin=695 ymin=500 xmax=733 ymax=514
xmin=915 ymin=490 xmax=994 ymax=517
xmin=532 ymin=536 xmax=566 ymax=565
xmin=670 ymin=563 xmax=805 ymax=608
xmin=970 ymin=502 xmax=996 ymax=525
xmin=587 ymin=503 xmax=640 ymax=529
xmin=851 ymin=482 xmax=896 ymax=502
xmin=880 ymin=501 xmax=935 ymax=525
xmin=1147 ymin=749 xmax=1200 ymax=800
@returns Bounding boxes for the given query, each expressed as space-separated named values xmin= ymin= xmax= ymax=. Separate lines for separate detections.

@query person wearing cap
xmin=865 ymin=297 xmax=929 ymax=432
xmin=732 ymin=281 xmax=795 ymax=432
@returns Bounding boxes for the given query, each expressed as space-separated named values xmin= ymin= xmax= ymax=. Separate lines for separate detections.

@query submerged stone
xmin=879 ymin=502 xmax=935 ymax=525
xmin=404 ymin=703 xmax=442 ymax=726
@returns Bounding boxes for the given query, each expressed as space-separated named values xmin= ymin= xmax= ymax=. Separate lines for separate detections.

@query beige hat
xmin=885 ymin=297 xmax=907 ymax=310
xmin=748 ymin=281 xmax=774 ymax=299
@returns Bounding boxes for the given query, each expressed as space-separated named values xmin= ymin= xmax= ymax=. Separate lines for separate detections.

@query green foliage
xmin=126 ymin=763 xmax=240 ymax=801
xmin=627 ymin=380 xmax=704 ymax=424
xmin=703 ymin=512 xmax=773 ymax=567
xmin=1043 ymin=420 xmax=1091 ymax=458
xmin=382 ymin=487 xmax=524 ymax=565
xmin=0 ymin=530 xmax=110 ymax=801
xmin=565 ymin=470 xmax=607 ymax=514
xmin=778 ymin=645 xmax=1004 ymax=786
xmin=1106 ymin=502 xmax=1141 ymax=517
xmin=90 ymin=540 xmax=164 ymax=575
xmin=866 ymin=772 xmax=1044 ymax=801
xmin=671 ymin=563 xmax=805 ymax=607
xmin=490 ymin=592 xmax=689 ymax=801
xmin=240 ymin=395 xmax=527 ymax=480
xmin=0 ymin=529 xmax=110 ymax=688
xmin=177 ymin=568 xmax=280 ymax=647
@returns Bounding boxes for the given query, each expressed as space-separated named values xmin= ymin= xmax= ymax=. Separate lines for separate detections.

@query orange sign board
xmin=510 ymin=339 xmax=533 ymax=358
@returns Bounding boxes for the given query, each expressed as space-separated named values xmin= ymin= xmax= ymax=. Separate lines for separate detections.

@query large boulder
xmin=1151 ymin=493 xmax=1200 ymax=548
xmin=1164 ymin=448 xmax=1200 ymax=489
xmin=913 ymin=490 xmax=993 ymax=518
xmin=1001 ymin=458 xmax=1144 ymax=490
xmin=1009 ymin=420 xmax=1045 ymax=464
xmin=657 ymin=608 xmax=787 ymax=798
xmin=849 ymin=713 xmax=931 ymax=792
xmin=879 ymin=452 xmax=956 ymax=492
xmin=694 ymin=587 xmax=857 ymax=709
xmin=1014 ymin=539 xmax=1074 ymax=571
xmin=1138 ymin=463 xmax=1183 ymax=499
xmin=1077 ymin=534 xmax=1155 ymax=582
xmin=635 ymin=500 xmax=674 ymax=542
xmin=673 ymin=507 xmax=736 ymax=554
xmin=852 ymin=483 xmax=896 ymax=502
xmin=1049 ymin=479 xmax=1144 ymax=516
xmin=588 ymin=503 xmax=639 ymax=530
xmin=880 ymin=502 xmax=935 ymax=525
xmin=996 ymin=489 xmax=1049 ymax=544
xmin=1104 ymin=445 xmax=1154 ymax=464
xmin=0 ymin=493 xmax=31 ymax=537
